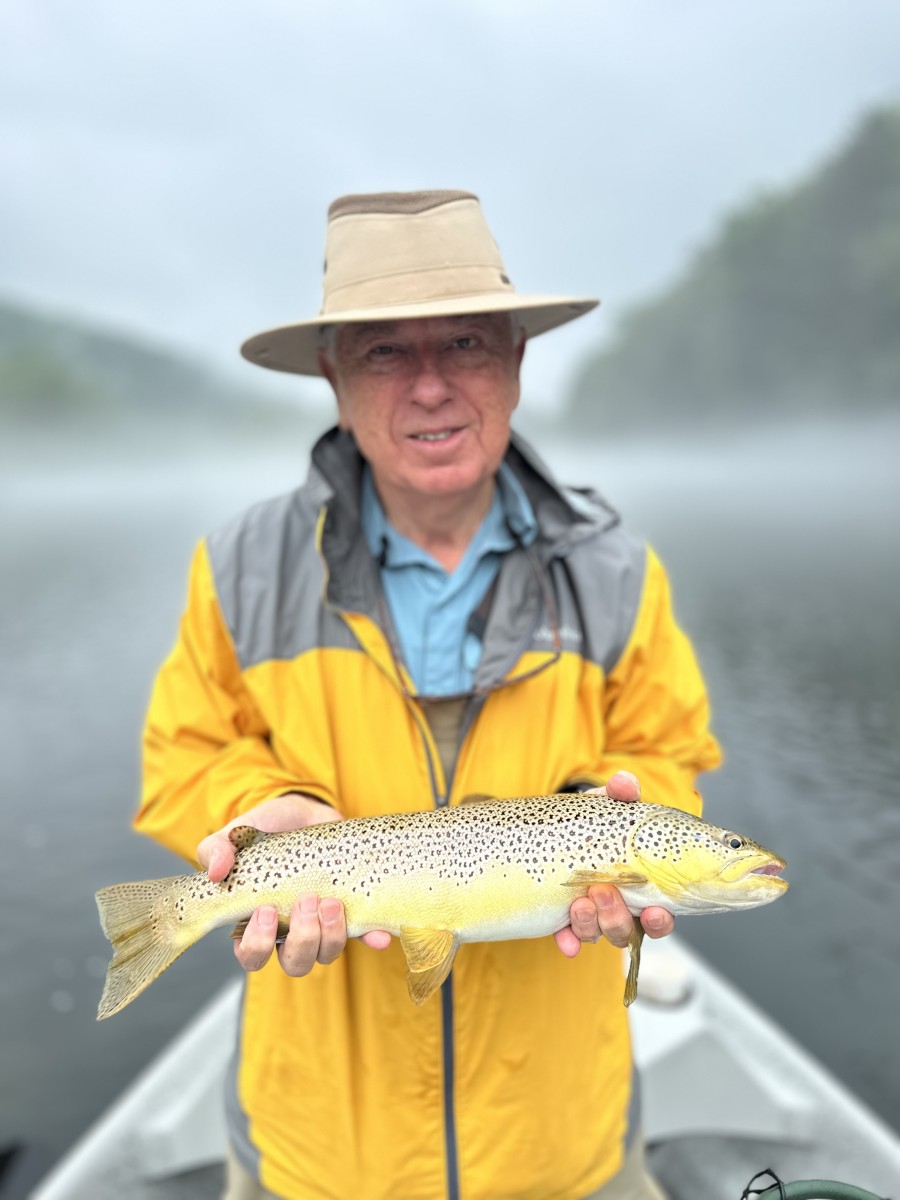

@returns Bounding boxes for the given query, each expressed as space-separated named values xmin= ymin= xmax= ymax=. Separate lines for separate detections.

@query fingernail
xmin=320 ymin=899 xmax=340 ymax=924
xmin=593 ymin=890 xmax=614 ymax=909
xmin=645 ymin=914 xmax=666 ymax=932
xmin=619 ymin=770 xmax=639 ymax=785
xmin=300 ymin=895 xmax=318 ymax=916
xmin=258 ymin=907 xmax=277 ymax=929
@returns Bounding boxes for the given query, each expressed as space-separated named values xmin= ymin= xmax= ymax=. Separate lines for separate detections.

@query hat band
xmin=321 ymin=264 xmax=514 ymax=315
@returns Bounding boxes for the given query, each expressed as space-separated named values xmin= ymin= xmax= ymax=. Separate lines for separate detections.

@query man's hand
xmin=553 ymin=771 xmax=675 ymax=958
xmin=197 ymin=793 xmax=391 ymax=976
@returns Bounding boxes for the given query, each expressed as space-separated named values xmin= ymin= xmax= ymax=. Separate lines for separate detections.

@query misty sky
xmin=2 ymin=0 xmax=898 ymax=410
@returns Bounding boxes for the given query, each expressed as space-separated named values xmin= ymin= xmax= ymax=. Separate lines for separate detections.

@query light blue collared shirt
xmin=361 ymin=462 xmax=538 ymax=695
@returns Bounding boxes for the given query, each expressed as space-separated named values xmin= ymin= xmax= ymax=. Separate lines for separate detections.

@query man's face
xmin=321 ymin=314 xmax=524 ymax=511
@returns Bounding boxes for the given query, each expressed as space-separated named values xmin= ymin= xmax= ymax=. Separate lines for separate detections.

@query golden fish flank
xmin=95 ymin=793 xmax=788 ymax=1019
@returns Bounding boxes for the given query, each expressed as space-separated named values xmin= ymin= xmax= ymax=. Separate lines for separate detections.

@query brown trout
xmin=95 ymin=792 xmax=788 ymax=1019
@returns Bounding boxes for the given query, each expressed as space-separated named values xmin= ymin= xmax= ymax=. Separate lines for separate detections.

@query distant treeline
xmin=0 ymin=301 xmax=313 ymax=438
xmin=568 ymin=105 xmax=900 ymax=432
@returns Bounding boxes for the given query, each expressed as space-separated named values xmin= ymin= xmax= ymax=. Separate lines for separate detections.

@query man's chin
xmin=406 ymin=458 xmax=491 ymax=491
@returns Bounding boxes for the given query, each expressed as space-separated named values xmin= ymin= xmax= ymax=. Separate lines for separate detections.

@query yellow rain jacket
xmin=136 ymin=429 xmax=721 ymax=1200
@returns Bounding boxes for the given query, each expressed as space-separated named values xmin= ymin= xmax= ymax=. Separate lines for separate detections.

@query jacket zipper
xmin=414 ymin=562 xmax=548 ymax=1200
xmin=324 ymin=537 xmax=549 ymax=1200
xmin=416 ymin=704 xmax=460 ymax=1200
xmin=338 ymin=615 xmax=462 ymax=1199
xmin=431 ymin=698 xmax=484 ymax=1200
xmin=440 ymin=974 xmax=460 ymax=1200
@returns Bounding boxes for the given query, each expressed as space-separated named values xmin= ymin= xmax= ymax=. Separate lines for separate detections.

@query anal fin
xmin=399 ymin=926 xmax=459 ymax=1005
xmin=623 ymin=923 xmax=645 ymax=1007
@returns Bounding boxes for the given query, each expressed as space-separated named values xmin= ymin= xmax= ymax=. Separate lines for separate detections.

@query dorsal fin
xmin=458 ymin=792 xmax=496 ymax=806
xmin=227 ymin=825 xmax=268 ymax=852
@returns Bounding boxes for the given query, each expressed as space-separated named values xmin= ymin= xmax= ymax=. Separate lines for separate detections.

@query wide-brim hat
xmin=241 ymin=190 xmax=599 ymax=376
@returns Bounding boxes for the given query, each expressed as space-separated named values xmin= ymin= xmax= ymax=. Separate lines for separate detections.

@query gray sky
xmin=2 ymin=0 xmax=898 ymax=410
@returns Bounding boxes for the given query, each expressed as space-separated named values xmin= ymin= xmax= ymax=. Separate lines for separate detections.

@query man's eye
xmin=370 ymin=345 xmax=396 ymax=356
xmin=454 ymin=336 xmax=477 ymax=350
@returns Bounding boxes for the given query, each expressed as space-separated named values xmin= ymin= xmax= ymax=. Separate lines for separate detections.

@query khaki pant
xmin=222 ymin=1138 xmax=666 ymax=1200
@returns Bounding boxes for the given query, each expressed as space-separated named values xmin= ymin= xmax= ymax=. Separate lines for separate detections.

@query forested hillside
xmin=0 ymin=301 xmax=311 ymax=439
xmin=568 ymin=106 xmax=900 ymax=432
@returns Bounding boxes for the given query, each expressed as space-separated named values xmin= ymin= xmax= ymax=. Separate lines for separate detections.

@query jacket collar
xmin=307 ymin=427 xmax=621 ymax=688
xmin=309 ymin=425 xmax=618 ymax=555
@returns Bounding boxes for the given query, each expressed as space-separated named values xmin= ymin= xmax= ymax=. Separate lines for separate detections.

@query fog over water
xmin=2 ymin=411 xmax=898 ymax=1165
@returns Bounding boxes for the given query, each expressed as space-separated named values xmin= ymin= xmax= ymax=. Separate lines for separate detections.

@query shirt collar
xmin=361 ymin=461 xmax=537 ymax=572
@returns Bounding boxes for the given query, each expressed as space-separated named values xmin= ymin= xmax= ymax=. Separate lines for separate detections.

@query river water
xmin=2 ymin=412 xmax=898 ymax=1166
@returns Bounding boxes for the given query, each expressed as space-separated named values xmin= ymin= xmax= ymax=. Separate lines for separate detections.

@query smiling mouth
xmin=410 ymin=428 xmax=461 ymax=442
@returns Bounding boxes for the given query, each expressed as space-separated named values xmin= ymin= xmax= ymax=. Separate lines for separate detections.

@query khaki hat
xmin=240 ymin=190 xmax=599 ymax=376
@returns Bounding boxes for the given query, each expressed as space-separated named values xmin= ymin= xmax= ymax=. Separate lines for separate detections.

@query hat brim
xmin=240 ymin=293 xmax=599 ymax=376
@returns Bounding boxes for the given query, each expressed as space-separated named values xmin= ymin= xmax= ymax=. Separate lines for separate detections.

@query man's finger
xmin=587 ymin=884 xmax=634 ymax=949
xmin=640 ymin=906 xmax=675 ymax=939
xmin=277 ymin=895 xmax=322 ymax=977
xmin=198 ymin=833 xmax=235 ymax=883
xmin=554 ymin=926 xmax=583 ymax=958
xmin=303 ymin=801 xmax=342 ymax=827
xmin=569 ymin=896 xmax=602 ymax=944
xmin=604 ymin=770 xmax=641 ymax=803
xmin=316 ymin=898 xmax=348 ymax=965
xmin=360 ymin=930 xmax=392 ymax=951
xmin=234 ymin=906 xmax=279 ymax=971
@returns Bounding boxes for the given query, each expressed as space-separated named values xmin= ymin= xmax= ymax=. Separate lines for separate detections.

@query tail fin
xmin=95 ymin=875 xmax=202 ymax=1020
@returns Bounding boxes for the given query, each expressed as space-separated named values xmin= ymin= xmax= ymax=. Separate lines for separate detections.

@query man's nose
xmin=409 ymin=352 xmax=451 ymax=407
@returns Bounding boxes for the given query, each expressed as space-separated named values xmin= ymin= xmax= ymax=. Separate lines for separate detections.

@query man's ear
xmin=319 ymin=351 xmax=350 ymax=430
xmin=318 ymin=349 xmax=337 ymax=389
xmin=509 ymin=336 xmax=526 ymax=413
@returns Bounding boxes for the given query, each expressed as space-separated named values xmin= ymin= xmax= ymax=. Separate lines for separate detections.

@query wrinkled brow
xmin=341 ymin=314 xmax=511 ymax=352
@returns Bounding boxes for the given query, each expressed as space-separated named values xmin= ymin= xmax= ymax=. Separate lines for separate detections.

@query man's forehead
xmin=340 ymin=313 xmax=510 ymax=344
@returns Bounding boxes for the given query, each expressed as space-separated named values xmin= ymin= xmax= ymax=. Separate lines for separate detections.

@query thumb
xmin=198 ymin=831 xmax=236 ymax=882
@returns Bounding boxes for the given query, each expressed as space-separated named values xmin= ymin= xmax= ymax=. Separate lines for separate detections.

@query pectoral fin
xmin=229 ymin=915 xmax=291 ymax=943
xmin=399 ymin=927 xmax=459 ymax=1005
xmin=561 ymin=868 xmax=649 ymax=889
xmin=623 ymin=923 xmax=645 ymax=1007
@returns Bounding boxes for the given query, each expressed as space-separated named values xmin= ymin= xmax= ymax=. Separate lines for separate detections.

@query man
xmin=136 ymin=190 xmax=720 ymax=1199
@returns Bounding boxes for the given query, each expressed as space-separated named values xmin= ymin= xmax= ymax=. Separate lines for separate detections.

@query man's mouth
xmin=410 ymin=428 xmax=461 ymax=443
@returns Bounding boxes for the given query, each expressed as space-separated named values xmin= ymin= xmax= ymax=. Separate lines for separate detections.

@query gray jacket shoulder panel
xmin=505 ymin=433 xmax=645 ymax=674
xmin=203 ymin=428 xmax=647 ymax=679
xmin=553 ymin=521 xmax=647 ymax=675
xmin=205 ymin=485 xmax=359 ymax=668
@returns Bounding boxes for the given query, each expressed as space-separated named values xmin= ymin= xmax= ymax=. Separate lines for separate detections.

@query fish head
xmin=628 ymin=808 xmax=789 ymax=911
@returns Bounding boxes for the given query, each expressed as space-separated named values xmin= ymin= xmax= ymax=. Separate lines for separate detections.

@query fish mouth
xmin=747 ymin=859 xmax=789 ymax=893
xmin=719 ymin=853 xmax=788 ymax=885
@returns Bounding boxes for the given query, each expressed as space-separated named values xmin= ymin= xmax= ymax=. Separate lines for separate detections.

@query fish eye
xmin=723 ymin=834 xmax=744 ymax=850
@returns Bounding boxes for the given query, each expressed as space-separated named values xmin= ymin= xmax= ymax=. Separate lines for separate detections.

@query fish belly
xmin=337 ymin=859 xmax=571 ymax=943
xmin=458 ymin=903 xmax=572 ymax=943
